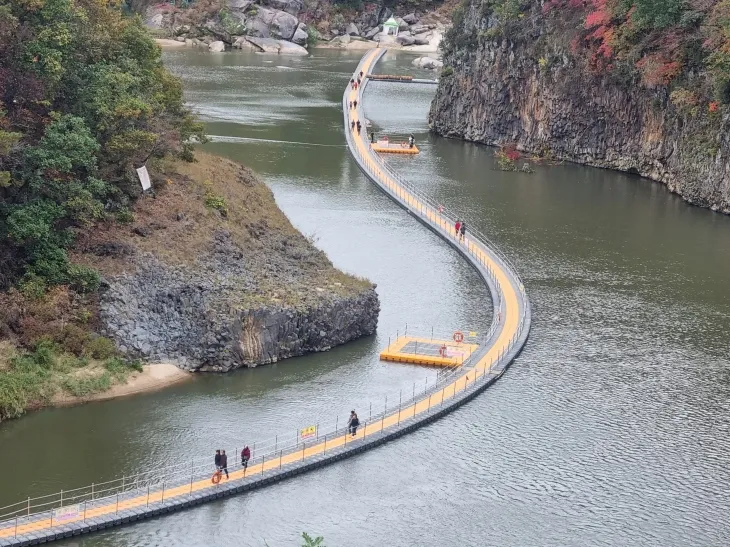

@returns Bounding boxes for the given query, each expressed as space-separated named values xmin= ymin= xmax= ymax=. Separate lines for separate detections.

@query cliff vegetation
xmin=432 ymin=0 xmax=730 ymax=212
xmin=0 ymin=0 xmax=379 ymax=422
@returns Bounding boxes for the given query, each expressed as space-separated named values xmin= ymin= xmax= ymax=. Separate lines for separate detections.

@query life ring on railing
xmin=211 ymin=470 xmax=222 ymax=484
xmin=453 ymin=331 xmax=464 ymax=343
xmin=439 ymin=344 xmax=448 ymax=357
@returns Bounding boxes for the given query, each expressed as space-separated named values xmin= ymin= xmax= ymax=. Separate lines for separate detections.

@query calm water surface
xmin=1 ymin=49 xmax=729 ymax=546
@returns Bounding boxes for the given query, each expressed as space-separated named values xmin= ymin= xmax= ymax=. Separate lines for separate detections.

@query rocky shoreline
xmin=429 ymin=2 xmax=730 ymax=214
xmin=148 ymin=0 xmax=446 ymax=54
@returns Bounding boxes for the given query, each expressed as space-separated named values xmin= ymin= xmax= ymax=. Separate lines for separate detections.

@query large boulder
xmin=365 ymin=26 xmax=381 ymax=39
xmin=271 ymin=10 xmax=298 ymax=40
xmin=247 ymin=17 xmax=271 ymax=38
xmin=396 ymin=17 xmax=409 ymax=31
xmin=261 ymin=0 xmax=303 ymax=15
xmin=276 ymin=40 xmax=309 ymax=55
xmin=411 ymin=25 xmax=430 ymax=34
xmin=209 ymin=41 xmax=226 ymax=52
xmin=331 ymin=34 xmax=351 ymax=46
xmin=345 ymin=22 xmax=359 ymax=36
xmin=412 ymin=56 xmax=443 ymax=70
xmin=396 ymin=34 xmax=415 ymax=46
xmin=291 ymin=26 xmax=308 ymax=45
xmin=413 ymin=33 xmax=431 ymax=46
xmin=402 ymin=13 xmax=418 ymax=25
xmin=244 ymin=36 xmax=308 ymax=55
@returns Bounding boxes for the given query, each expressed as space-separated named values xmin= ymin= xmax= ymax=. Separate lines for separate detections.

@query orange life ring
xmin=211 ymin=471 xmax=221 ymax=484
xmin=453 ymin=331 xmax=464 ymax=343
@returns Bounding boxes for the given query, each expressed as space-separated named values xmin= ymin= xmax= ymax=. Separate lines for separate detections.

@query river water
xmin=1 ymin=49 xmax=730 ymax=546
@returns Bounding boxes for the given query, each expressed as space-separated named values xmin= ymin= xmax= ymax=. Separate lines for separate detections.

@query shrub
xmin=85 ymin=337 xmax=117 ymax=360
xmin=67 ymin=264 xmax=101 ymax=293
xmin=116 ymin=208 xmax=135 ymax=224
xmin=203 ymin=180 xmax=229 ymax=217
xmin=306 ymin=27 xmax=319 ymax=47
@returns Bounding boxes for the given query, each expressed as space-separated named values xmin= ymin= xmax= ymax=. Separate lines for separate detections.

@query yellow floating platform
xmin=372 ymin=144 xmax=420 ymax=155
xmin=380 ymin=336 xmax=479 ymax=367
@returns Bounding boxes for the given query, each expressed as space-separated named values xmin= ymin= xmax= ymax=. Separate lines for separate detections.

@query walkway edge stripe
xmin=0 ymin=50 xmax=531 ymax=547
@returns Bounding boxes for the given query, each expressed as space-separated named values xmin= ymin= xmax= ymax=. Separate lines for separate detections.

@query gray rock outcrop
xmin=291 ymin=26 xmax=308 ymax=45
xmin=429 ymin=1 xmax=730 ymax=213
xmin=101 ymin=238 xmax=378 ymax=371
xmin=413 ymin=56 xmax=442 ymax=70
xmin=270 ymin=10 xmax=298 ymax=40
xmin=209 ymin=40 xmax=226 ymax=52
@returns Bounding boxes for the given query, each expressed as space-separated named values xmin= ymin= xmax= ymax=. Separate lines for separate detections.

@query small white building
xmin=383 ymin=17 xmax=399 ymax=37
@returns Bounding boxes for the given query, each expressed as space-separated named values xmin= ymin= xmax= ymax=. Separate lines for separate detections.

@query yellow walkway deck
xmin=380 ymin=336 xmax=478 ymax=367
xmin=0 ymin=49 xmax=527 ymax=543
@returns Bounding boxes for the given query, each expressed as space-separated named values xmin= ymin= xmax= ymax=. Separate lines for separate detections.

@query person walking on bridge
xmin=455 ymin=220 xmax=461 ymax=237
xmin=353 ymin=99 xmax=358 ymax=109
xmin=241 ymin=446 xmax=251 ymax=470
xmin=351 ymin=120 xmax=356 ymax=131
xmin=220 ymin=450 xmax=229 ymax=480
xmin=460 ymin=221 xmax=466 ymax=242
xmin=356 ymin=120 xmax=362 ymax=135
xmin=214 ymin=449 xmax=221 ymax=471
xmin=348 ymin=410 xmax=360 ymax=437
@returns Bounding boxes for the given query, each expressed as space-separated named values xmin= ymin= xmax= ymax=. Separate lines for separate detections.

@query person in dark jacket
xmin=220 ymin=450 xmax=229 ymax=479
xmin=214 ymin=449 xmax=221 ymax=470
xmin=459 ymin=221 xmax=466 ymax=241
xmin=348 ymin=410 xmax=360 ymax=437
xmin=241 ymin=446 xmax=251 ymax=469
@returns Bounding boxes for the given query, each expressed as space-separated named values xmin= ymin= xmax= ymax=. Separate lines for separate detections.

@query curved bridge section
xmin=344 ymin=48 xmax=530 ymax=395
xmin=0 ymin=50 xmax=530 ymax=547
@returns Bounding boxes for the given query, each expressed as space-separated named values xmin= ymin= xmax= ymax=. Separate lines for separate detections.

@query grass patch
xmin=0 ymin=341 xmax=141 ymax=422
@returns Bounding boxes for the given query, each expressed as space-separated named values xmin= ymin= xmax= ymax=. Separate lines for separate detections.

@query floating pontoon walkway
xmin=0 ymin=49 xmax=530 ymax=547
xmin=367 ymin=74 xmax=439 ymax=84
xmin=379 ymin=336 xmax=479 ymax=367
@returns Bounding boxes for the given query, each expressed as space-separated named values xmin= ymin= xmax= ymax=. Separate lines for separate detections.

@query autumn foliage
xmin=543 ymin=0 xmax=730 ymax=106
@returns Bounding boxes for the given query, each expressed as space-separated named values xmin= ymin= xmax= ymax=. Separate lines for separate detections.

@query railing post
xmin=398 ymin=390 xmax=402 ymax=425
xmin=115 ymin=493 xmax=119 ymax=514
xmin=280 ymin=450 xmax=283 ymax=469
xmin=27 ymin=497 xmax=30 ymax=517
xmin=91 ymin=483 xmax=94 ymax=500
xmin=261 ymin=454 xmax=266 ymax=476
xmin=275 ymin=435 xmax=278 ymax=453
xmin=302 ymin=442 xmax=305 ymax=460
xmin=146 ymin=485 xmax=150 ymax=507
xmin=14 ymin=516 xmax=18 ymax=537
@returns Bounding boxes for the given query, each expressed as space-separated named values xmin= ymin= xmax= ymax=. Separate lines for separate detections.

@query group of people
xmin=213 ymin=445 xmax=252 ymax=480
xmin=350 ymin=119 xmax=362 ymax=135
xmin=349 ymin=99 xmax=358 ymax=110
xmin=455 ymin=220 xmax=466 ymax=241
xmin=349 ymin=72 xmax=363 ymax=91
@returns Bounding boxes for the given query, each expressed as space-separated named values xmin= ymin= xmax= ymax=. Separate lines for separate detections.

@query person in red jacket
xmin=455 ymin=220 xmax=461 ymax=236
xmin=241 ymin=446 xmax=251 ymax=470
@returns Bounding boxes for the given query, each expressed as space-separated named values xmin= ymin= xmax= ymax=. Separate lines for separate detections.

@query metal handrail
xmin=0 ymin=51 xmax=529 ymax=537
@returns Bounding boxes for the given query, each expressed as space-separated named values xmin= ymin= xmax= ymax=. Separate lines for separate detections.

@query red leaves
xmin=635 ymin=54 xmax=682 ymax=87
xmin=709 ymin=101 xmax=720 ymax=112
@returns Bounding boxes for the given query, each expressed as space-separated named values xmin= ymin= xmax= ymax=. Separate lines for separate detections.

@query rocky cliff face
xmin=429 ymin=2 xmax=730 ymax=213
xmin=100 ymin=251 xmax=379 ymax=372
xmin=77 ymin=152 xmax=379 ymax=372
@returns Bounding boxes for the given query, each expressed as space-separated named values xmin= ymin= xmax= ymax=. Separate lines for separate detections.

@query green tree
xmin=0 ymin=0 xmax=206 ymax=289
